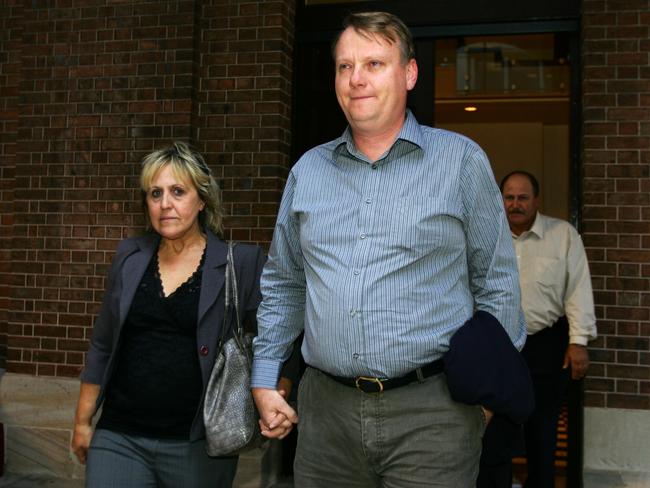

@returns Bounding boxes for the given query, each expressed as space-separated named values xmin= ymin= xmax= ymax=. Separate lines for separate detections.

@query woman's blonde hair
xmin=140 ymin=141 xmax=224 ymax=236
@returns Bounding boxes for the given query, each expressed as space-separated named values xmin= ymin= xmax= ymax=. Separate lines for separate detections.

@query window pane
xmin=435 ymin=33 xmax=570 ymax=99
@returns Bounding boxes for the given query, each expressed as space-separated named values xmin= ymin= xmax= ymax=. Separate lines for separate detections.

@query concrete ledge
xmin=584 ymin=407 xmax=650 ymax=473
xmin=0 ymin=372 xmax=82 ymax=479
xmin=0 ymin=371 xmax=280 ymax=486
xmin=0 ymin=372 xmax=79 ymax=430
xmin=584 ymin=469 xmax=650 ymax=488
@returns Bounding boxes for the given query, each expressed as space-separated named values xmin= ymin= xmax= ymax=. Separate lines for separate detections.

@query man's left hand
xmin=563 ymin=344 xmax=590 ymax=380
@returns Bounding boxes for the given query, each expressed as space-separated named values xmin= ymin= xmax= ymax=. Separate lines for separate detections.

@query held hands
xmin=252 ymin=380 xmax=298 ymax=440
xmin=563 ymin=343 xmax=590 ymax=380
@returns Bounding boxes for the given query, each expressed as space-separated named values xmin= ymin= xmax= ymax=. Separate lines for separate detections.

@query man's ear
xmin=406 ymin=59 xmax=418 ymax=91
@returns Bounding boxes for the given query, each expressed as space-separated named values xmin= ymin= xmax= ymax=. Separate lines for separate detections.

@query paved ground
xmin=0 ymin=474 xmax=84 ymax=487
xmin=0 ymin=474 xmax=295 ymax=488
xmin=2 ymin=472 xmax=646 ymax=487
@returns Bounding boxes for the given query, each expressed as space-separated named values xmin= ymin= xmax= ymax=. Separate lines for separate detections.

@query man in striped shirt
xmin=251 ymin=11 xmax=526 ymax=487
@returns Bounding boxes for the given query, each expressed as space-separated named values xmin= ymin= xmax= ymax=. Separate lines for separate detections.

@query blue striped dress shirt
xmin=252 ymin=111 xmax=526 ymax=388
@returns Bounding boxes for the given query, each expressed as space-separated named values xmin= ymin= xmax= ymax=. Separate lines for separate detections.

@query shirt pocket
xmin=532 ymin=256 xmax=563 ymax=287
xmin=387 ymin=197 xmax=451 ymax=256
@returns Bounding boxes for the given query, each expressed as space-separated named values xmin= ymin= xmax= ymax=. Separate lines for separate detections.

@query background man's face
xmin=334 ymin=27 xmax=417 ymax=136
xmin=502 ymin=174 xmax=539 ymax=234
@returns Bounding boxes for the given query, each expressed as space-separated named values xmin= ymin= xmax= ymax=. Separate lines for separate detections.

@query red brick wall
xmin=0 ymin=1 xmax=21 ymax=368
xmin=582 ymin=0 xmax=650 ymax=409
xmin=1 ymin=0 xmax=295 ymax=377
xmin=192 ymin=0 xmax=294 ymax=243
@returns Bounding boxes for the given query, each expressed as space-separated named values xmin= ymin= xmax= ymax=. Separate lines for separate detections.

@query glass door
xmin=433 ymin=33 xmax=572 ymax=220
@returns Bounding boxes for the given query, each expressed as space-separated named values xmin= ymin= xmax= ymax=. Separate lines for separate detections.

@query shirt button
xmin=371 ymin=164 xmax=378 ymax=170
xmin=353 ymin=353 xmax=360 ymax=359
xmin=199 ymin=345 xmax=209 ymax=356
xmin=349 ymin=309 xmax=356 ymax=317
xmin=365 ymin=198 xmax=372 ymax=204
xmin=353 ymin=269 xmax=360 ymax=275
xmin=360 ymin=233 xmax=366 ymax=239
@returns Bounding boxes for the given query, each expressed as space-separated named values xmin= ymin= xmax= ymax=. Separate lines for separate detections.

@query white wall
xmin=437 ymin=122 xmax=570 ymax=220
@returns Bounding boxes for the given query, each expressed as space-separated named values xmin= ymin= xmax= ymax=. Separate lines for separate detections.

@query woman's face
xmin=145 ymin=164 xmax=205 ymax=241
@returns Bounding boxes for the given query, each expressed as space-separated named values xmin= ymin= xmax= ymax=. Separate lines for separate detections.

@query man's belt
xmin=317 ymin=359 xmax=444 ymax=393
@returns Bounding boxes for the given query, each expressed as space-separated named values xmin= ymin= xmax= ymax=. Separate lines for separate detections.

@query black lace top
xmin=97 ymin=249 xmax=206 ymax=439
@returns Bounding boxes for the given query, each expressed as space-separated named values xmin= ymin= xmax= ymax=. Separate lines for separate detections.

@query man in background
xmin=500 ymin=171 xmax=597 ymax=488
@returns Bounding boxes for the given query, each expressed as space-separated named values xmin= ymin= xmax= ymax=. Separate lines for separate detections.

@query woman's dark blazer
xmin=80 ymin=229 xmax=265 ymax=442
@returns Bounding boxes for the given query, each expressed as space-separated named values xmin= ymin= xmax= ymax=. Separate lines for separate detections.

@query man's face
xmin=334 ymin=27 xmax=417 ymax=137
xmin=502 ymin=174 xmax=539 ymax=235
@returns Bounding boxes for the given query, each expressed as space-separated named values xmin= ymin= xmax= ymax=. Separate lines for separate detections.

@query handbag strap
xmin=221 ymin=241 xmax=243 ymax=344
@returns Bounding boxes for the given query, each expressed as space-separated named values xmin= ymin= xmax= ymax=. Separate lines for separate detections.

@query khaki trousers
xmin=294 ymin=367 xmax=485 ymax=488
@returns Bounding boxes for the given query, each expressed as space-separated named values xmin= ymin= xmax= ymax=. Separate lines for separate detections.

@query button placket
xmin=346 ymin=159 xmax=381 ymax=370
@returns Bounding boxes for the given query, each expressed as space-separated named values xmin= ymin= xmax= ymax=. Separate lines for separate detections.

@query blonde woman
xmin=71 ymin=142 xmax=283 ymax=487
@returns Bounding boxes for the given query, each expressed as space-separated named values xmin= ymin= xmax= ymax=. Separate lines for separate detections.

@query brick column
xmin=582 ymin=0 xmax=650 ymax=409
xmin=192 ymin=0 xmax=295 ymax=244
xmin=6 ymin=1 xmax=196 ymax=376
xmin=0 ymin=1 xmax=22 ymax=367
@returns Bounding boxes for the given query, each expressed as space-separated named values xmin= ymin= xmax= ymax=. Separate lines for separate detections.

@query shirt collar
xmin=513 ymin=212 xmax=544 ymax=239
xmin=333 ymin=109 xmax=424 ymax=163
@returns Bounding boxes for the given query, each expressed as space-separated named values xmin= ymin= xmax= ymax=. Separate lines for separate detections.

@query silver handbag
xmin=204 ymin=241 xmax=263 ymax=457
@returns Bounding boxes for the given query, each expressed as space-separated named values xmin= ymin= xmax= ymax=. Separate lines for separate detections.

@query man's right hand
xmin=252 ymin=387 xmax=298 ymax=440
